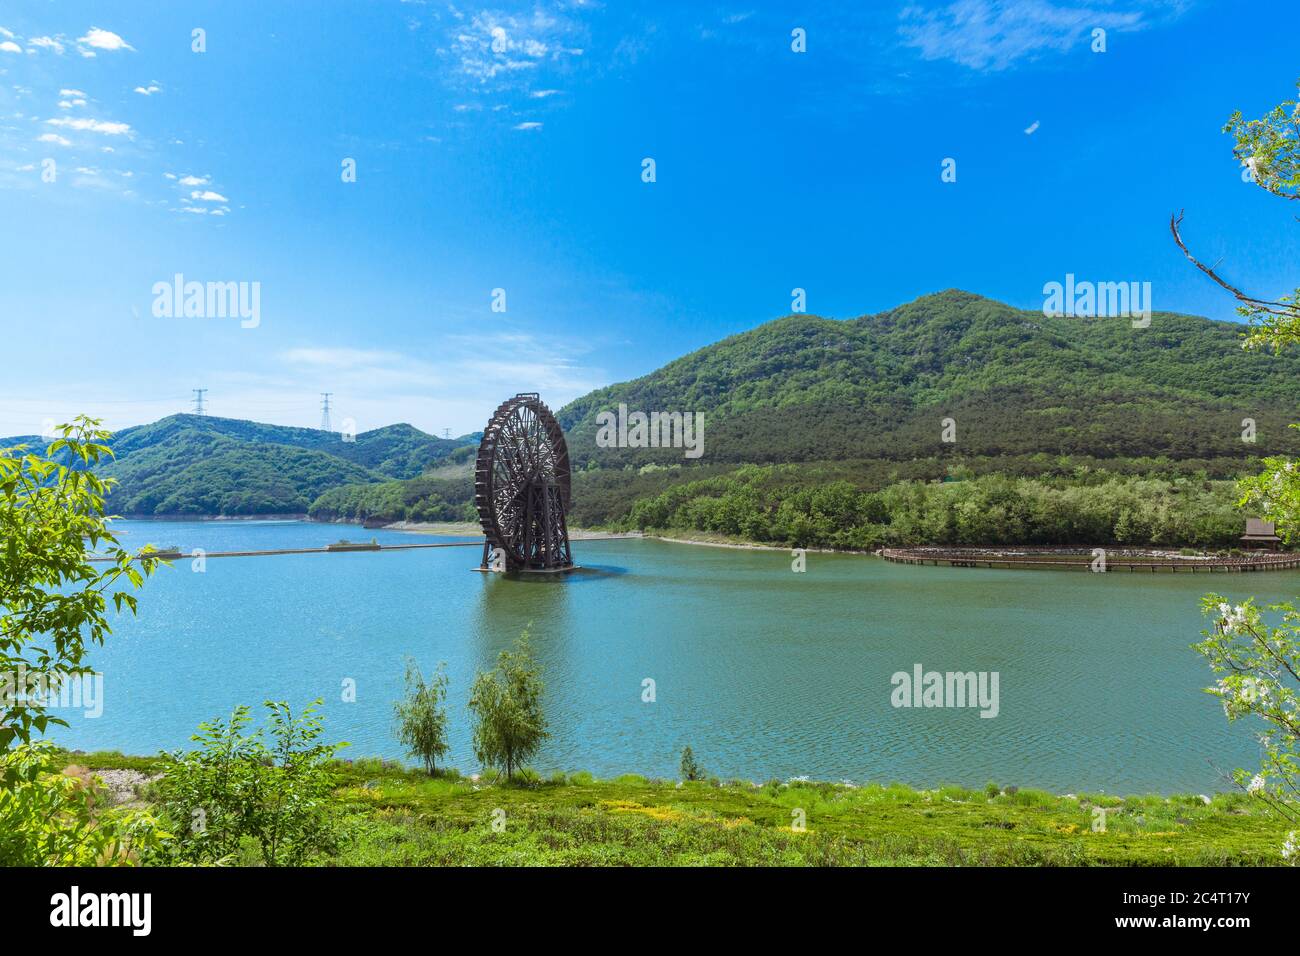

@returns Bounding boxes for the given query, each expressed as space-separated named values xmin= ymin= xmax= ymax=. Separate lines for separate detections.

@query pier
xmin=880 ymin=547 xmax=1300 ymax=572
xmin=89 ymin=534 xmax=643 ymax=563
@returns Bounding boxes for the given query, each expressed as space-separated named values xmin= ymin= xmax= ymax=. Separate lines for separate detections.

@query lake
xmin=46 ymin=519 xmax=1287 ymax=793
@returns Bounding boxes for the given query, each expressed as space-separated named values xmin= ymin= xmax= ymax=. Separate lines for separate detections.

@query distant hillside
xmin=104 ymin=415 xmax=473 ymax=479
xmin=102 ymin=429 xmax=381 ymax=516
xmin=557 ymin=290 xmax=1300 ymax=467
xmin=1 ymin=414 xmax=479 ymax=518
xmin=314 ymin=290 xmax=1300 ymax=530
xmin=13 ymin=291 xmax=1298 ymax=527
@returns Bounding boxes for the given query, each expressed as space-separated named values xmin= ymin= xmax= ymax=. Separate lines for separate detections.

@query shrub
xmin=155 ymin=700 xmax=346 ymax=866
xmin=0 ymin=743 xmax=168 ymax=866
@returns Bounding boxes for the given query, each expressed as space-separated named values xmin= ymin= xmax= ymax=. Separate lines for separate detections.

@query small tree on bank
xmin=394 ymin=657 xmax=449 ymax=775
xmin=680 ymin=746 xmax=704 ymax=782
xmin=468 ymin=631 xmax=548 ymax=782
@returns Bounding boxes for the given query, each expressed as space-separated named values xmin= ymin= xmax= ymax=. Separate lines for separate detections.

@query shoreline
xmin=55 ymin=747 xmax=1230 ymax=801
xmin=114 ymin=516 xmax=1294 ymax=567
xmin=54 ymin=748 xmax=1280 ymax=866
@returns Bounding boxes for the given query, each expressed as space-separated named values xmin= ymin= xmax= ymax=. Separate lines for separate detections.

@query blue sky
xmin=0 ymin=0 xmax=1296 ymax=437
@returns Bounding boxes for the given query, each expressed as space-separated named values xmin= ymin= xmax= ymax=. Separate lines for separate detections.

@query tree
xmin=1180 ymin=84 xmax=1300 ymax=863
xmin=0 ymin=419 xmax=166 ymax=864
xmin=1172 ymin=79 xmax=1299 ymax=352
xmin=1196 ymin=597 xmax=1299 ymax=864
xmin=1 ymin=418 xmax=161 ymax=752
xmin=679 ymin=746 xmax=704 ymax=782
xmin=467 ymin=631 xmax=548 ymax=781
xmin=394 ymin=657 xmax=449 ymax=775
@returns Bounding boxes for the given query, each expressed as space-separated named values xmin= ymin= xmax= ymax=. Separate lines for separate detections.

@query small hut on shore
xmin=1241 ymin=518 xmax=1282 ymax=550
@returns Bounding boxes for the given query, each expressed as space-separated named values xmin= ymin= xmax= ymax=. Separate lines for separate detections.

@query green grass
xmin=55 ymin=751 xmax=1288 ymax=865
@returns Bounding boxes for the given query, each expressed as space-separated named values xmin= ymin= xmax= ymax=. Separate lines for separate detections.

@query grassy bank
xmin=59 ymin=751 xmax=1286 ymax=866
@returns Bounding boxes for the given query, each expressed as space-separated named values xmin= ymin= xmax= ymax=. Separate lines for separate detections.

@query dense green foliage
xmin=309 ymin=471 xmax=476 ymax=523
xmin=615 ymin=465 xmax=1246 ymax=549
xmin=1 ymin=420 xmax=159 ymax=750
xmin=155 ymin=700 xmax=346 ymax=866
xmin=0 ymin=744 xmax=168 ymax=866
xmin=0 ymin=421 xmax=165 ymax=864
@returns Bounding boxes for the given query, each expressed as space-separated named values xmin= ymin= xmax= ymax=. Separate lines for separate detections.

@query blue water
xmin=47 ymin=519 xmax=1284 ymax=793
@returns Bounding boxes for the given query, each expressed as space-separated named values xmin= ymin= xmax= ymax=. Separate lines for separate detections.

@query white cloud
xmin=29 ymin=36 xmax=66 ymax=54
xmin=0 ymin=27 xmax=14 ymax=40
xmin=190 ymin=190 xmax=229 ymax=202
xmin=58 ymin=98 xmax=87 ymax=109
xmin=59 ymin=88 xmax=86 ymax=97
xmin=0 ymin=41 xmax=21 ymax=55
xmin=445 ymin=7 xmax=587 ymax=87
xmin=46 ymin=116 xmax=132 ymax=135
xmin=77 ymin=27 xmax=133 ymax=53
xmin=514 ymin=121 xmax=542 ymax=131
xmin=37 ymin=132 xmax=71 ymax=146
xmin=276 ymin=332 xmax=605 ymax=433
xmin=899 ymin=0 xmax=1161 ymax=71
xmin=530 ymin=88 xmax=562 ymax=98
xmin=133 ymin=83 xmax=161 ymax=96
xmin=177 ymin=174 xmax=209 ymax=186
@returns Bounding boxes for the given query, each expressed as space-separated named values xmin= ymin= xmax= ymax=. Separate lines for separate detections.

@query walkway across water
xmin=881 ymin=546 xmax=1300 ymax=572
xmin=89 ymin=534 xmax=643 ymax=562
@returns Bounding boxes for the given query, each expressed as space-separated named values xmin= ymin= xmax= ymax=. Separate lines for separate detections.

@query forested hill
xmin=104 ymin=415 xmax=469 ymax=479
xmin=557 ymin=290 xmax=1300 ymax=466
xmin=0 ymin=414 xmax=479 ymax=517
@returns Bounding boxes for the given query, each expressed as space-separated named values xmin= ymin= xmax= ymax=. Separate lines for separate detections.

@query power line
xmin=320 ymin=392 xmax=333 ymax=432
xmin=192 ymin=388 xmax=207 ymax=416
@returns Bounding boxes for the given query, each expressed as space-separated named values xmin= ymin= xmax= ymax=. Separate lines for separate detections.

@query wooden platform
xmin=880 ymin=547 xmax=1300 ymax=572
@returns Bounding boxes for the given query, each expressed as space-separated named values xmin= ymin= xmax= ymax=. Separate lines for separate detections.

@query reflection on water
xmin=46 ymin=520 xmax=1285 ymax=793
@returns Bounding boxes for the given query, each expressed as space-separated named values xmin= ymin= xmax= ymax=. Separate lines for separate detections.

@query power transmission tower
xmin=320 ymin=392 xmax=333 ymax=432
xmin=443 ymin=428 xmax=451 ymax=440
xmin=192 ymin=388 xmax=207 ymax=416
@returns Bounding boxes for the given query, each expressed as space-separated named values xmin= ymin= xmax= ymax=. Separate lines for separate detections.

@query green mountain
xmin=14 ymin=291 xmax=1298 ymax=529
xmin=312 ymin=290 xmax=1300 ymax=533
xmin=557 ymin=289 xmax=1300 ymax=466
xmin=2 ymin=414 xmax=478 ymax=518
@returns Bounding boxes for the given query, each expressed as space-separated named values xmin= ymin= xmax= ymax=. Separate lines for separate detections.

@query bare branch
xmin=1170 ymin=211 xmax=1296 ymax=316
